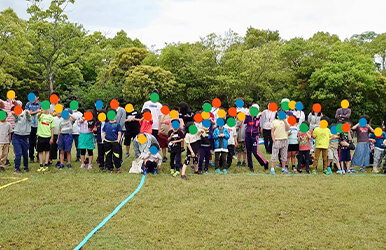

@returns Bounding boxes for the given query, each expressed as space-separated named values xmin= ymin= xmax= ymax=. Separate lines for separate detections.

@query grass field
xmin=1 ymin=145 xmax=385 ymax=249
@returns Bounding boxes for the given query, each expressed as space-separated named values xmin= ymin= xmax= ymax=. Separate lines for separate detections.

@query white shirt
xmin=142 ymin=101 xmax=162 ymax=130
xmin=224 ymin=125 xmax=237 ymax=145
xmin=72 ymin=111 xmax=83 ymax=135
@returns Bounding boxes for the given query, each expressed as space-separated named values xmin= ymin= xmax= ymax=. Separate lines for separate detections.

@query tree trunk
xmin=47 ymin=71 xmax=54 ymax=94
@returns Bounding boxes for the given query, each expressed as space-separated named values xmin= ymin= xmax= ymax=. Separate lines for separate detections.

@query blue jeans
xmin=12 ymin=134 xmax=29 ymax=170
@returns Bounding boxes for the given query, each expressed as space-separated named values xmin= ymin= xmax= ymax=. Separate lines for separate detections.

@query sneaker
xmin=276 ymin=163 xmax=282 ymax=168
xmin=110 ymin=170 xmax=114 ymax=174
xmin=327 ymin=167 xmax=333 ymax=174
xmin=162 ymin=156 xmax=167 ymax=163
xmin=59 ymin=164 xmax=64 ymax=170
xmin=67 ymin=164 xmax=72 ymax=168
xmin=241 ymin=161 xmax=246 ymax=167
xmin=197 ymin=170 xmax=203 ymax=174
xmin=37 ymin=166 xmax=44 ymax=172
xmin=46 ymin=162 xmax=52 ymax=166
xmin=42 ymin=167 xmax=48 ymax=172
xmin=209 ymin=160 xmax=214 ymax=167
xmin=215 ymin=169 xmax=221 ymax=174
xmin=323 ymin=170 xmax=330 ymax=175
xmin=204 ymin=168 xmax=208 ymax=172
xmin=181 ymin=175 xmax=187 ymax=180
xmin=350 ymin=168 xmax=357 ymax=173
xmin=342 ymin=169 xmax=345 ymax=174
xmin=297 ymin=168 xmax=302 ymax=173
xmin=249 ymin=168 xmax=254 ymax=172
xmin=80 ymin=164 xmax=85 ymax=169
xmin=24 ymin=168 xmax=30 ymax=173
xmin=347 ymin=169 xmax=352 ymax=174
xmin=270 ymin=168 xmax=275 ymax=174
xmin=236 ymin=161 xmax=241 ymax=166
xmin=14 ymin=169 xmax=22 ymax=174
xmin=282 ymin=168 xmax=290 ymax=174
xmin=5 ymin=159 xmax=11 ymax=166
xmin=223 ymin=169 xmax=227 ymax=174
xmin=306 ymin=170 xmax=310 ymax=174
xmin=55 ymin=162 xmax=61 ymax=167
xmin=372 ymin=167 xmax=380 ymax=173
xmin=0 ymin=166 xmax=5 ymax=171
xmin=312 ymin=170 xmax=317 ymax=174
xmin=75 ymin=158 xmax=80 ymax=162
xmin=359 ymin=168 xmax=366 ymax=173
xmin=172 ymin=171 xmax=180 ymax=177
xmin=293 ymin=169 xmax=298 ymax=173
xmin=194 ymin=171 xmax=199 ymax=174
xmin=30 ymin=159 xmax=35 ymax=163
xmin=152 ymin=169 xmax=157 ymax=175
xmin=170 ymin=169 xmax=175 ymax=175
xmin=87 ymin=164 xmax=92 ymax=170
xmin=143 ymin=169 xmax=148 ymax=175
xmin=264 ymin=163 xmax=269 ymax=170
xmin=124 ymin=153 xmax=130 ymax=159
xmin=336 ymin=170 xmax=343 ymax=174
xmin=117 ymin=169 xmax=122 ymax=174
xmin=191 ymin=165 xmax=195 ymax=170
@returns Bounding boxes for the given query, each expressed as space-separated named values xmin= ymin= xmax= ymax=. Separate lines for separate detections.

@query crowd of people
xmin=0 ymin=89 xmax=385 ymax=180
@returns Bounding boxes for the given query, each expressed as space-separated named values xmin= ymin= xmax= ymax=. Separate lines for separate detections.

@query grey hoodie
xmin=133 ymin=133 xmax=160 ymax=159
xmin=13 ymin=111 xmax=32 ymax=136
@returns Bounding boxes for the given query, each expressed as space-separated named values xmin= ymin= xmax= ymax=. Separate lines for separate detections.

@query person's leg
xmin=373 ymin=147 xmax=382 ymax=172
xmin=204 ymin=148 xmax=210 ymax=171
xmin=214 ymin=152 xmax=221 ymax=170
xmin=97 ymin=143 xmax=105 ymax=170
xmin=170 ymin=152 xmax=176 ymax=170
xmin=271 ymin=141 xmax=279 ymax=169
xmin=175 ymin=153 xmax=182 ymax=172
xmin=312 ymin=148 xmax=321 ymax=171
xmin=21 ymin=136 xmax=29 ymax=170
xmin=0 ymin=144 xmax=6 ymax=169
xmin=29 ymin=127 xmax=37 ymax=162
xmin=112 ymin=143 xmax=121 ymax=170
xmin=263 ymin=129 xmax=270 ymax=154
xmin=60 ymin=150 xmax=65 ymax=165
xmin=280 ymin=141 xmax=289 ymax=171
xmin=80 ymin=149 xmax=86 ymax=166
xmin=198 ymin=148 xmax=204 ymax=171
xmin=297 ymin=151 xmax=305 ymax=172
xmin=104 ymin=142 xmax=113 ymax=171
xmin=267 ymin=129 xmax=273 ymax=154
xmin=181 ymin=155 xmax=190 ymax=176
xmin=304 ymin=151 xmax=310 ymax=172
xmin=73 ymin=134 xmax=81 ymax=161
xmin=12 ymin=135 xmax=22 ymax=170
xmin=322 ymin=149 xmax=328 ymax=171
xmin=245 ymin=133 xmax=253 ymax=170
xmin=87 ymin=149 xmax=94 ymax=167
xmin=252 ymin=135 xmax=268 ymax=169
xmin=227 ymin=145 xmax=234 ymax=169
xmin=44 ymin=151 xmax=50 ymax=165
xmin=221 ymin=152 xmax=227 ymax=170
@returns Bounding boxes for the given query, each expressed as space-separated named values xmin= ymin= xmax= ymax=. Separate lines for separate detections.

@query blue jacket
xmin=213 ymin=127 xmax=230 ymax=149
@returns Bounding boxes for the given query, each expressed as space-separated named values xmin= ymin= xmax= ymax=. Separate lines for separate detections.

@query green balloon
xmin=41 ymin=100 xmax=50 ymax=110
xmin=281 ymin=101 xmax=289 ymax=111
xmin=150 ymin=93 xmax=159 ymax=102
xmin=107 ymin=110 xmax=116 ymax=120
xmin=189 ymin=125 xmax=198 ymax=135
xmin=299 ymin=123 xmax=309 ymax=133
xmin=70 ymin=101 xmax=79 ymax=110
xmin=0 ymin=110 xmax=6 ymax=120
xmin=203 ymin=103 xmax=212 ymax=112
xmin=250 ymin=107 xmax=259 ymax=116
xmin=227 ymin=117 xmax=236 ymax=127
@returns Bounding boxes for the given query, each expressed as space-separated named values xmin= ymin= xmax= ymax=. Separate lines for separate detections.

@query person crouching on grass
xmin=56 ymin=109 xmax=76 ymax=169
xmin=103 ymin=109 xmax=123 ymax=173
xmin=180 ymin=122 xmax=200 ymax=179
xmin=143 ymin=144 xmax=162 ymax=175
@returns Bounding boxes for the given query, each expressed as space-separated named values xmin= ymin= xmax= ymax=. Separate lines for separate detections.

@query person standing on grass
xmin=369 ymin=130 xmax=386 ymax=174
xmin=0 ymin=110 xmax=12 ymax=171
xmin=49 ymin=113 xmax=61 ymax=167
xmin=270 ymin=113 xmax=290 ymax=174
xmin=167 ymin=120 xmax=184 ymax=176
xmin=311 ymin=117 xmax=333 ymax=175
xmin=213 ymin=119 xmax=230 ymax=175
xmin=25 ymin=90 xmax=41 ymax=163
xmin=297 ymin=121 xmax=312 ymax=174
xmin=244 ymin=104 xmax=268 ymax=172
xmin=260 ymin=102 xmax=276 ymax=154
xmin=36 ymin=108 xmax=55 ymax=172
xmin=124 ymin=101 xmax=141 ymax=159
xmin=115 ymin=102 xmax=126 ymax=162
xmin=103 ymin=110 xmax=123 ymax=173
xmin=78 ymin=116 xmax=95 ymax=170
xmin=71 ymin=104 xmax=83 ymax=162
xmin=95 ymin=109 xmax=106 ymax=171
xmin=12 ymin=108 xmax=32 ymax=174
xmin=198 ymin=126 xmax=213 ymax=173
xmin=142 ymin=89 xmax=162 ymax=140
xmin=56 ymin=109 xmax=76 ymax=169
xmin=286 ymin=118 xmax=299 ymax=173
xmin=139 ymin=109 xmax=153 ymax=135
xmin=335 ymin=104 xmax=351 ymax=123
xmin=328 ymin=124 xmax=341 ymax=173
xmin=224 ymin=115 xmax=237 ymax=171
xmin=351 ymin=115 xmax=374 ymax=173
xmin=180 ymin=122 xmax=201 ymax=179
xmin=339 ymin=128 xmax=353 ymax=174
xmin=158 ymin=104 xmax=171 ymax=163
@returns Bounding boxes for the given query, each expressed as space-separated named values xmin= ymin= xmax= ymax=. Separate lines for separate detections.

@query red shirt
xmin=298 ymin=132 xmax=311 ymax=151
xmin=140 ymin=120 xmax=153 ymax=134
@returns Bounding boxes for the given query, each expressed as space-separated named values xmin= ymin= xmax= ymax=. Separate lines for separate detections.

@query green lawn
xmin=1 ymin=145 xmax=385 ymax=249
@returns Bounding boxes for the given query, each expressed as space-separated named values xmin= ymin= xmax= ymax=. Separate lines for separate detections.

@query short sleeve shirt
xmin=271 ymin=119 xmax=288 ymax=140
xmin=37 ymin=114 xmax=56 ymax=138
xmin=313 ymin=127 xmax=332 ymax=149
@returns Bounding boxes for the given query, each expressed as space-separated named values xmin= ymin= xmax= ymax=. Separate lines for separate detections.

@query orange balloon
xmin=84 ymin=111 xmax=93 ymax=121
xmin=110 ymin=99 xmax=119 ymax=109
xmin=342 ymin=123 xmax=351 ymax=133
xmin=161 ymin=105 xmax=170 ymax=115
xmin=313 ymin=103 xmax=322 ymax=113
xmin=194 ymin=113 xmax=203 ymax=123
xmin=143 ymin=111 xmax=152 ymax=121
xmin=288 ymin=116 xmax=297 ymax=126
xmin=50 ymin=94 xmax=59 ymax=104
xmin=268 ymin=102 xmax=278 ymax=112
xmin=212 ymin=98 xmax=221 ymax=108
xmin=14 ymin=105 xmax=23 ymax=115
xmin=228 ymin=107 xmax=237 ymax=117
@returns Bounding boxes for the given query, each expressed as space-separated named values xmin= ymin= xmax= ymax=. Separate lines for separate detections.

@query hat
xmin=281 ymin=98 xmax=290 ymax=104
xmin=251 ymin=104 xmax=260 ymax=110
xmin=65 ymin=108 xmax=73 ymax=114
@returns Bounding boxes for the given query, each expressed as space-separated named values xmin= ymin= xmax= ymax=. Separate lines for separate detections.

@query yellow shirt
xmin=271 ymin=120 xmax=288 ymax=140
xmin=313 ymin=127 xmax=332 ymax=149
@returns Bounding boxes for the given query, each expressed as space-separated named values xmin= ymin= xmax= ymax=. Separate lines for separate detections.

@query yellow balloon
xmin=125 ymin=104 xmax=134 ymax=113
xmin=289 ymin=100 xmax=296 ymax=110
xmin=217 ymin=109 xmax=226 ymax=118
xmin=201 ymin=112 xmax=210 ymax=120
xmin=138 ymin=134 xmax=147 ymax=144
xmin=55 ymin=104 xmax=63 ymax=113
xmin=320 ymin=120 xmax=328 ymax=129
xmin=7 ymin=90 xmax=15 ymax=99
xmin=237 ymin=112 xmax=246 ymax=121
xmin=98 ymin=113 xmax=106 ymax=122
xmin=341 ymin=100 xmax=349 ymax=109
xmin=374 ymin=127 xmax=383 ymax=137
xmin=170 ymin=110 xmax=179 ymax=119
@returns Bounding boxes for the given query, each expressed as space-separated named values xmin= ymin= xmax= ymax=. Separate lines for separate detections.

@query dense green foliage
xmin=0 ymin=1 xmax=385 ymax=124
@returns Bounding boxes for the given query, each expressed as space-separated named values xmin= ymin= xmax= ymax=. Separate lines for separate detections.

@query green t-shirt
xmin=313 ymin=127 xmax=332 ymax=149
xmin=37 ymin=114 xmax=56 ymax=138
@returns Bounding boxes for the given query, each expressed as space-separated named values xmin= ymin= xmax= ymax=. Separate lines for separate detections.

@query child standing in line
xmin=180 ymin=122 xmax=201 ymax=179
xmin=56 ymin=109 xmax=76 ymax=169
xmin=143 ymin=144 xmax=162 ymax=175
xmin=297 ymin=121 xmax=311 ymax=173
xmin=0 ymin=110 xmax=12 ymax=171
xmin=36 ymin=109 xmax=56 ymax=172
xmin=270 ymin=114 xmax=290 ymax=174
xmin=124 ymin=102 xmax=141 ymax=159
xmin=95 ymin=109 xmax=106 ymax=171
xmin=167 ymin=121 xmax=184 ymax=176
xmin=79 ymin=116 xmax=96 ymax=170
xmin=213 ymin=120 xmax=230 ymax=174
xmin=49 ymin=113 xmax=61 ymax=166
xmin=369 ymin=130 xmax=386 ymax=173
xmin=198 ymin=127 xmax=213 ymax=173
xmin=328 ymin=124 xmax=341 ymax=173
xmin=71 ymin=106 xmax=83 ymax=162
xmin=139 ymin=108 xmax=153 ymax=135
xmin=339 ymin=129 xmax=353 ymax=174
xmin=287 ymin=119 xmax=299 ymax=172
xmin=236 ymin=119 xmax=247 ymax=167
xmin=12 ymin=108 xmax=32 ymax=174
xmin=103 ymin=110 xmax=123 ymax=173
xmin=312 ymin=117 xmax=333 ymax=174
xmin=351 ymin=115 xmax=374 ymax=173
xmin=224 ymin=116 xmax=237 ymax=171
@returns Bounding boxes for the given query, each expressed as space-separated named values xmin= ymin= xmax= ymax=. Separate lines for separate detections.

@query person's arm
xmin=213 ymin=129 xmax=219 ymax=139
xmin=335 ymin=109 xmax=341 ymax=120
xmin=50 ymin=127 xmax=54 ymax=144
xmin=351 ymin=123 xmax=359 ymax=130
xmin=57 ymin=128 xmax=61 ymax=143
xmin=186 ymin=142 xmax=195 ymax=157
xmin=366 ymin=124 xmax=375 ymax=133
xmin=342 ymin=109 xmax=351 ymax=119
xmin=284 ymin=119 xmax=290 ymax=131
xmin=69 ymin=114 xmax=76 ymax=121
xmin=117 ymin=131 xmax=122 ymax=143
xmin=271 ymin=128 xmax=276 ymax=143
xmin=224 ymin=129 xmax=230 ymax=139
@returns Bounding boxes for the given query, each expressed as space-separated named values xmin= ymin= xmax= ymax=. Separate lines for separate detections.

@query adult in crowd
xmin=308 ymin=111 xmax=323 ymax=131
xmin=335 ymin=104 xmax=351 ymax=123
xmin=115 ymin=102 xmax=126 ymax=161
xmin=179 ymin=101 xmax=194 ymax=124
xmin=142 ymin=90 xmax=162 ymax=140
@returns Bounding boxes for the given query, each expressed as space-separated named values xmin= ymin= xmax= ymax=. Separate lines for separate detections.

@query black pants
xmin=152 ymin=129 xmax=159 ymax=140
xmin=227 ymin=145 xmax=235 ymax=169
xmin=104 ymin=141 xmax=121 ymax=171
xmin=297 ymin=150 xmax=310 ymax=172
xmin=97 ymin=143 xmax=105 ymax=169
xmin=198 ymin=146 xmax=211 ymax=171
xmin=170 ymin=152 xmax=181 ymax=171
xmin=215 ymin=152 xmax=227 ymax=170
xmin=73 ymin=134 xmax=81 ymax=158
xmin=145 ymin=161 xmax=157 ymax=171
xmin=263 ymin=129 xmax=273 ymax=154
xmin=29 ymin=127 xmax=37 ymax=161
xmin=49 ymin=135 xmax=58 ymax=160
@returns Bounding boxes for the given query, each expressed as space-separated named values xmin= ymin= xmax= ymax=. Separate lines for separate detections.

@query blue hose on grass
xmin=74 ymin=175 xmax=146 ymax=250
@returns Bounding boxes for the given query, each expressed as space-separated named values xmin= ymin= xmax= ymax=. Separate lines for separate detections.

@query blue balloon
xmin=172 ymin=120 xmax=180 ymax=130
xmin=95 ymin=100 xmax=103 ymax=109
xmin=330 ymin=125 xmax=337 ymax=135
xmin=278 ymin=111 xmax=287 ymax=120
xmin=150 ymin=145 xmax=158 ymax=154
xmin=202 ymin=119 xmax=211 ymax=128
xmin=61 ymin=110 xmax=70 ymax=119
xmin=295 ymin=102 xmax=303 ymax=111
xmin=359 ymin=118 xmax=367 ymax=127
xmin=216 ymin=118 xmax=225 ymax=127
xmin=28 ymin=93 xmax=36 ymax=102
xmin=236 ymin=99 xmax=244 ymax=108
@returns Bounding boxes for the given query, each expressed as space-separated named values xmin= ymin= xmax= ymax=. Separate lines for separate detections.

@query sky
xmin=1 ymin=0 xmax=385 ymax=50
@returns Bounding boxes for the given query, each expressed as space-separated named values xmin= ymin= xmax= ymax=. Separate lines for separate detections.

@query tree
xmin=368 ymin=33 xmax=386 ymax=71
xmin=350 ymin=31 xmax=377 ymax=45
